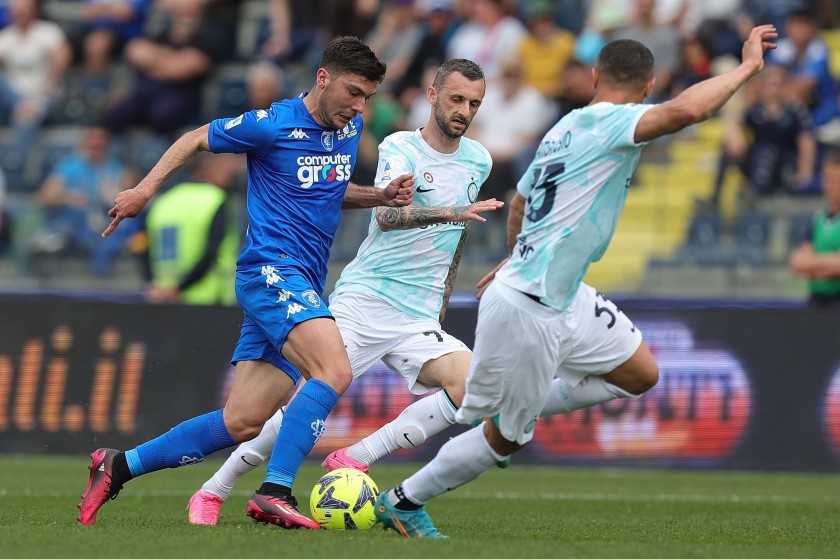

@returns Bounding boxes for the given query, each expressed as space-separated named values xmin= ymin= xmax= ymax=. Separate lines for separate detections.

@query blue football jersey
xmin=208 ymin=94 xmax=363 ymax=292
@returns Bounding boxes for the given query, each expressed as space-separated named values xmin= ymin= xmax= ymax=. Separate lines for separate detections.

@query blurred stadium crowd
xmin=0 ymin=0 xmax=837 ymax=302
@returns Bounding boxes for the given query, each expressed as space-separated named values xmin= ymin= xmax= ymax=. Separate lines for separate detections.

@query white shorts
xmin=455 ymin=280 xmax=642 ymax=444
xmin=329 ymin=291 xmax=470 ymax=394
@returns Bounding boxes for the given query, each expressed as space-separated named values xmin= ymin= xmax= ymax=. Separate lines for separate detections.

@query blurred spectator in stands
xmin=324 ymin=0 xmax=379 ymax=42
xmin=0 ymin=166 xmax=9 ymax=254
xmin=789 ymin=148 xmax=840 ymax=308
xmin=0 ymin=1 xmax=9 ymax=28
xmin=30 ymin=125 xmax=138 ymax=277
xmin=69 ymin=1 xmax=153 ymax=91
xmin=392 ymin=0 xmax=457 ymax=118
xmin=142 ymin=152 xmax=241 ymax=305
xmin=468 ymin=55 xmax=556 ymax=201
xmin=708 ymin=65 xmax=817 ymax=207
xmin=447 ymin=0 xmax=526 ymax=84
xmin=364 ymin=0 xmax=424 ymax=93
xmin=768 ymin=8 xmax=840 ymax=143
xmin=0 ymin=0 xmax=72 ymax=172
xmin=158 ymin=0 xmax=240 ymax=56
xmin=100 ymin=0 xmax=218 ymax=139
xmin=517 ymin=0 xmax=575 ymax=103
xmin=670 ymin=36 xmax=712 ymax=97
xmin=743 ymin=0 xmax=807 ymax=32
xmin=573 ymin=2 xmax=627 ymax=66
xmin=246 ymin=61 xmax=285 ymax=110
xmin=555 ymin=59 xmax=594 ymax=119
xmin=261 ymin=0 xmax=324 ymax=70
xmin=614 ymin=0 xmax=681 ymax=103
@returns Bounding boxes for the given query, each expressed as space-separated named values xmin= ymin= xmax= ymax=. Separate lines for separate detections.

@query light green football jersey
xmin=332 ymin=129 xmax=492 ymax=319
xmin=496 ymin=102 xmax=653 ymax=311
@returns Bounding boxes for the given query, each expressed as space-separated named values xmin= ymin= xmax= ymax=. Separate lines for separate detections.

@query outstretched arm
xmin=103 ymin=125 xmax=211 ymax=237
xmin=342 ymin=174 xmax=414 ymax=209
xmin=635 ymin=25 xmax=777 ymax=144
xmin=375 ymin=199 xmax=504 ymax=232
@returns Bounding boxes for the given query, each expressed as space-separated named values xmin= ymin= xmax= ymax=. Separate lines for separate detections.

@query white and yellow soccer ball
xmin=310 ymin=468 xmax=379 ymax=530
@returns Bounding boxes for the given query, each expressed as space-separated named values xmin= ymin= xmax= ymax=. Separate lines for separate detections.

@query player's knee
xmin=482 ymin=420 xmax=522 ymax=456
xmin=223 ymin=410 xmax=268 ymax=442
xmin=310 ymin=366 xmax=353 ymax=395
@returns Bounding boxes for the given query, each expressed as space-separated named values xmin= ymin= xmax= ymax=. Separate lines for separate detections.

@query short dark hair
xmin=596 ymin=39 xmax=654 ymax=88
xmin=319 ymin=36 xmax=387 ymax=84
xmin=433 ymin=59 xmax=485 ymax=90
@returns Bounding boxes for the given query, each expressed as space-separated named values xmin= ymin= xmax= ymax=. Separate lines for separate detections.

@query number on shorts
xmin=422 ymin=331 xmax=444 ymax=342
xmin=594 ymin=292 xmax=635 ymax=332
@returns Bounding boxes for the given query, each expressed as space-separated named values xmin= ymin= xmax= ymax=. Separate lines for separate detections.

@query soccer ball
xmin=310 ymin=468 xmax=379 ymax=530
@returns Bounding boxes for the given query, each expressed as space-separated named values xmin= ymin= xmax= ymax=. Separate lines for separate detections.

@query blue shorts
xmin=231 ymin=263 xmax=332 ymax=382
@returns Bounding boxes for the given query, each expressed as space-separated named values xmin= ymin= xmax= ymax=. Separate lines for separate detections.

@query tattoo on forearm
xmin=379 ymin=207 xmax=400 ymax=227
xmin=377 ymin=205 xmax=471 ymax=230
xmin=439 ymin=224 xmax=469 ymax=323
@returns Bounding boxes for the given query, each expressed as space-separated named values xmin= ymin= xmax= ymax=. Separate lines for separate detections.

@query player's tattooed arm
xmin=439 ymin=224 xmax=469 ymax=323
xmin=376 ymin=199 xmax=503 ymax=232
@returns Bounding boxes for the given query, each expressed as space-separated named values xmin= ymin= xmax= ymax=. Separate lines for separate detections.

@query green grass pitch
xmin=2 ymin=455 xmax=839 ymax=559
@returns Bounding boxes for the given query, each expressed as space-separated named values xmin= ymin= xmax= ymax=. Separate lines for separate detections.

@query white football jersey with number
xmin=496 ymin=102 xmax=653 ymax=311
xmin=331 ymin=129 xmax=492 ymax=320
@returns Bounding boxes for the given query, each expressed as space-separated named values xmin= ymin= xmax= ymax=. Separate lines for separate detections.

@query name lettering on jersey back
xmin=296 ymin=154 xmax=353 ymax=189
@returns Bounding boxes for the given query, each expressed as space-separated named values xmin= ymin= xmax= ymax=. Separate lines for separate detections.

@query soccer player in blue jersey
xmin=374 ymin=26 xmax=779 ymax=538
xmin=184 ymin=59 xmax=503 ymax=526
xmin=77 ymin=36 xmax=414 ymax=529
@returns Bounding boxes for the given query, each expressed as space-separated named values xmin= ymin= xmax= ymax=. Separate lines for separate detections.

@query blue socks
xmin=126 ymin=409 xmax=236 ymax=477
xmin=263 ymin=379 xmax=339 ymax=488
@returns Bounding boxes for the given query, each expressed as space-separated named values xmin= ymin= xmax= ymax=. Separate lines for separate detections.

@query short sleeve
xmin=374 ymin=135 xmax=414 ymax=190
xmin=603 ymin=103 xmax=654 ymax=150
xmin=208 ymin=108 xmax=278 ymax=157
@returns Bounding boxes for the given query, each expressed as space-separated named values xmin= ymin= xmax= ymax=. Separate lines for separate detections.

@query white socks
xmin=201 ymin=408 xmax=283 ymax=499
xmin=540 ymin=376 xmax=636 ymax=416
xmin=399 ymin=424 xmax=504 ymax=505
xmin=348 ymin=390 xmax=457 ymax=465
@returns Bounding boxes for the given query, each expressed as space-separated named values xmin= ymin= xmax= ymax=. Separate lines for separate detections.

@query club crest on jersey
xmin=468 ymin=181 xmax=479 ymax=202
xmin=337 ymin=120 xmax=358 ymax=140
xmin=321 ymin=131 xmax=335 ymax=151
xmin=301 ymin=290 xmax=321 ymax=308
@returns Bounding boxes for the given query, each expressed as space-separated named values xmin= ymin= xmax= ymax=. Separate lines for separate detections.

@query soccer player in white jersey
xmin=375 ymin=26 xmax=780 ymax=538
xmin=186 ymin=58 xmax=503 ymax=526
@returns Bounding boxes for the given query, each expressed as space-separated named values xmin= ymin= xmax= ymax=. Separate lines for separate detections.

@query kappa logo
xmin=262 ymin=264 xmax=285 ymax=287
xmin=321 ymin=131 xmax=335 ymax=151
xmin=256 ymin=109 xmax=269 ymax=122
xmin=287 ymin=302 xmax=306 ymax=318
xmin=301 ymin=290 xmax=321 ymax=308
xmin=289 ymin=128 xmax=309 ymax=139
xmin=276 ymin=289 xmax=294 ymax=303
xmin=311 ymin=418 xmax=326 ymax=442
xmin=179 ymin=455 xmax=203 ymax=466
